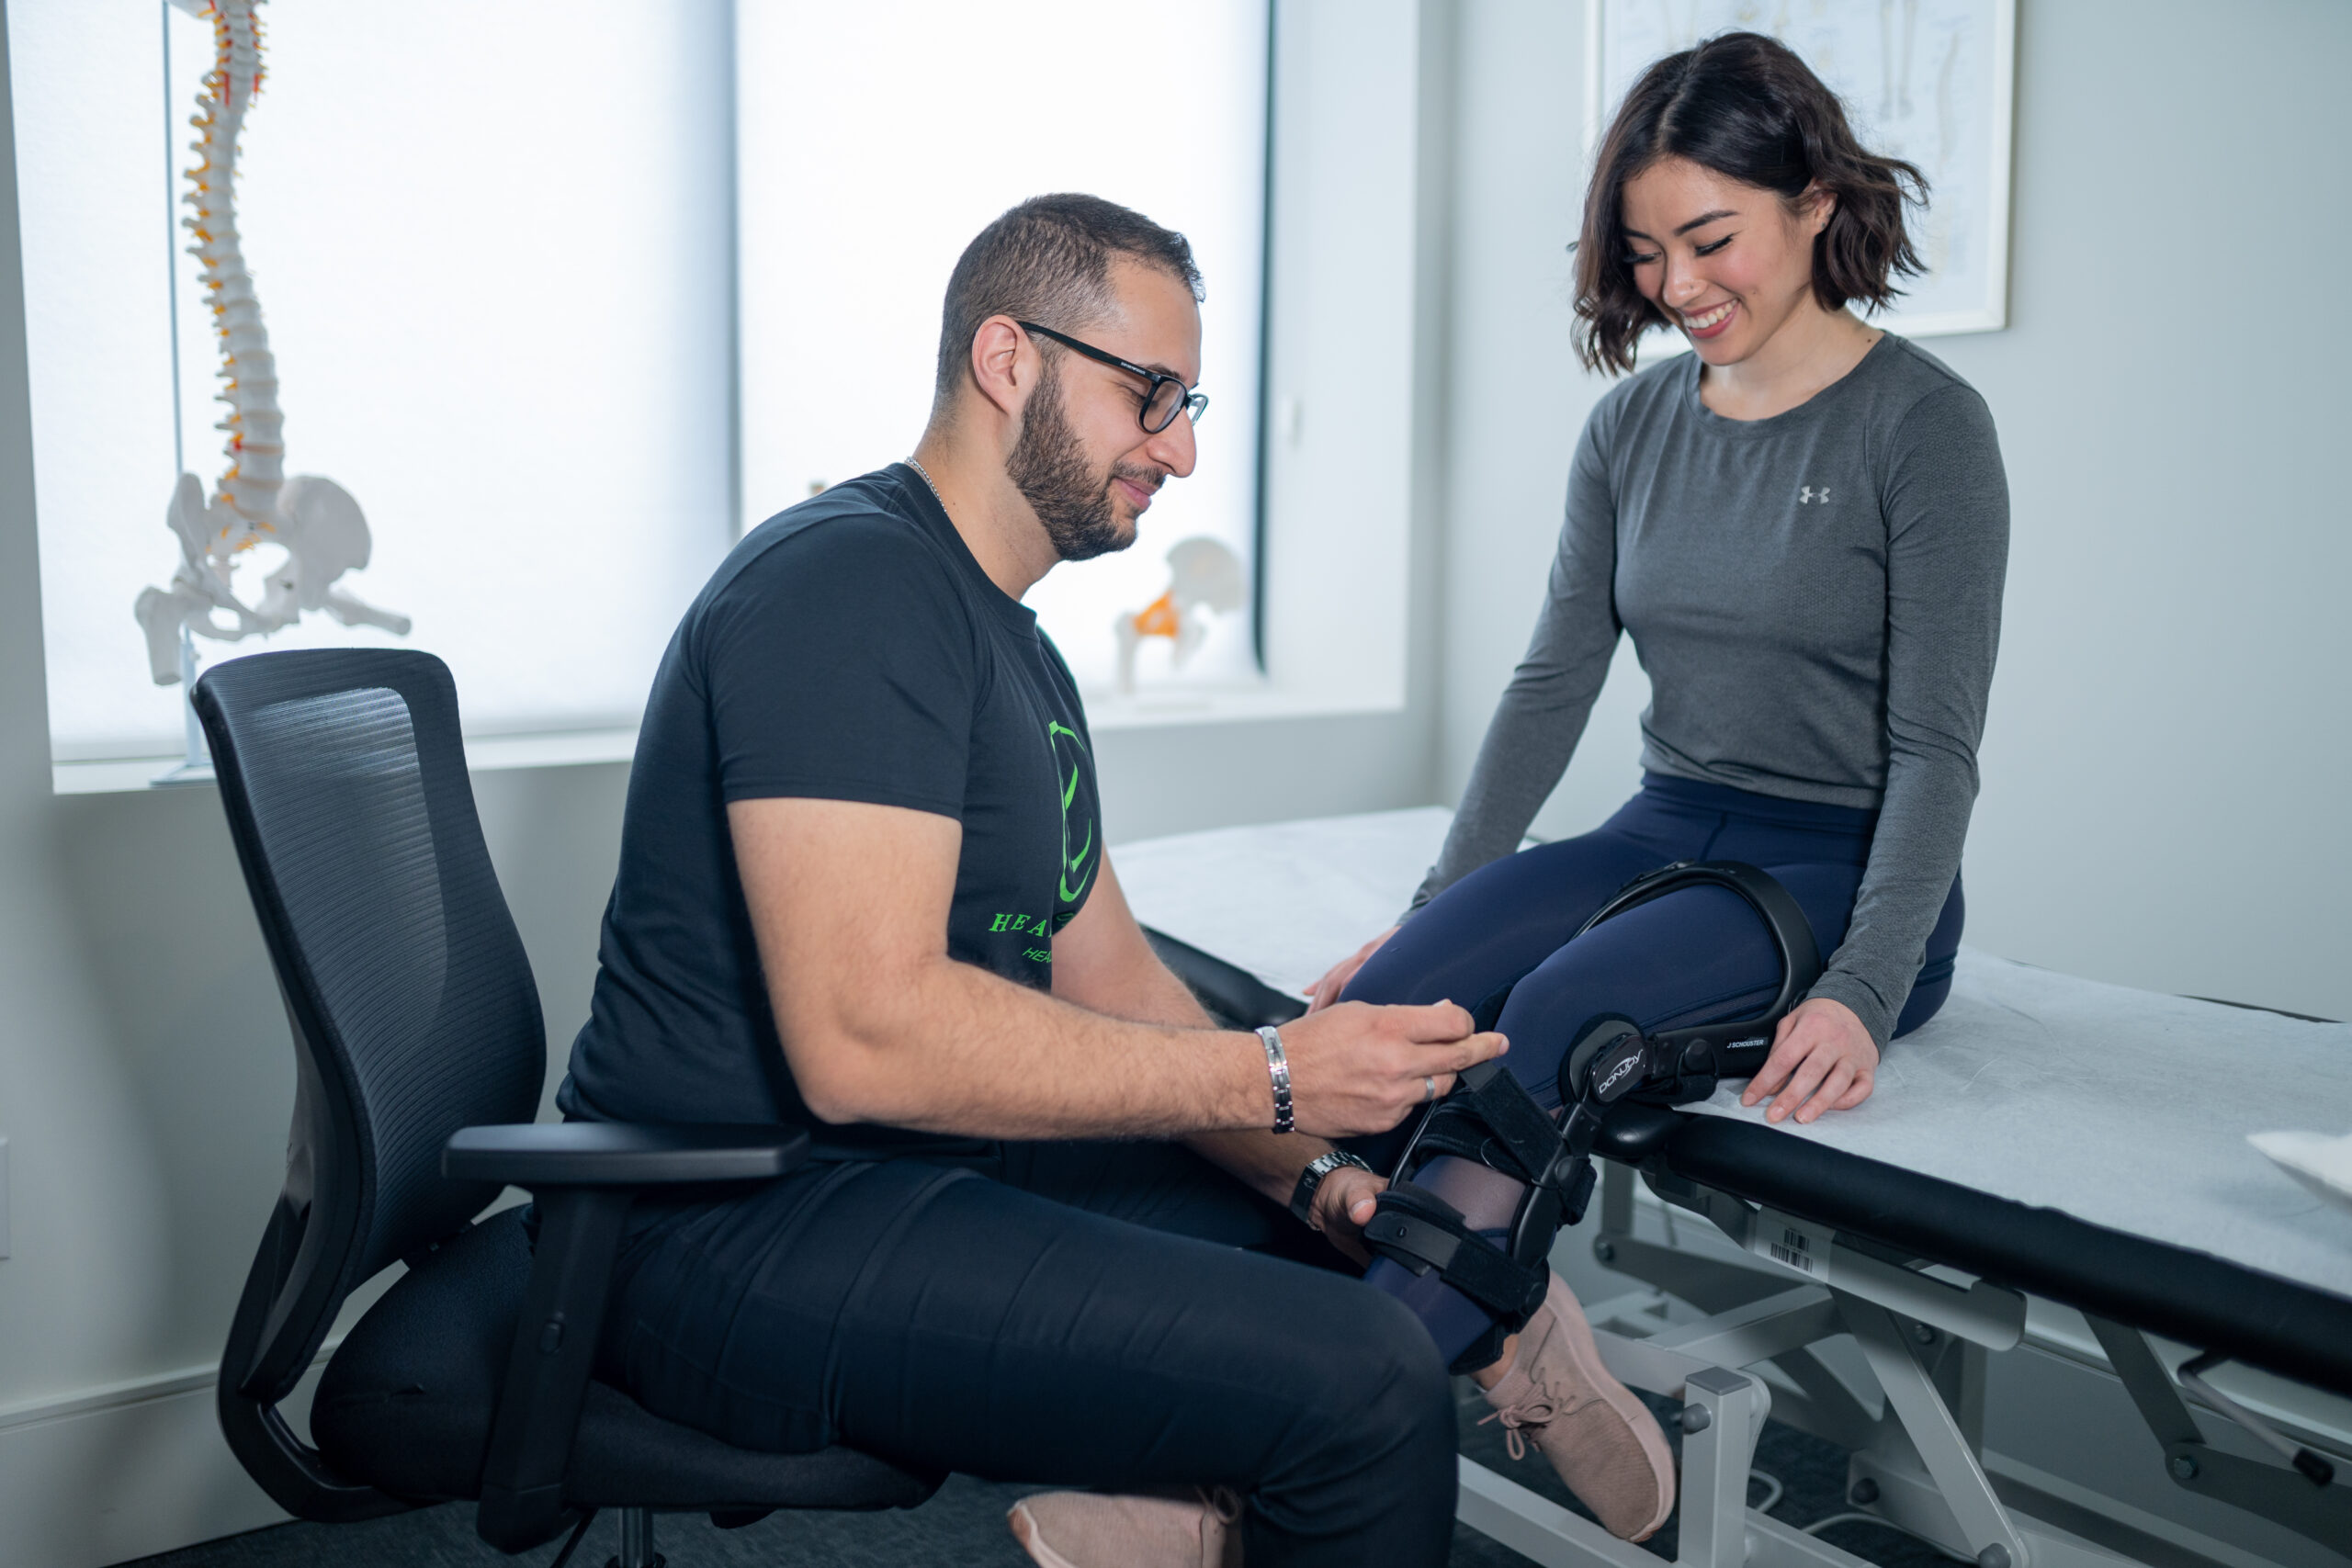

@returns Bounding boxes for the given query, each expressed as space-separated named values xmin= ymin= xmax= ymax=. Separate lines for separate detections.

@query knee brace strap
xmin=1414 ymin=1057 xmax=1570 ymax=1184
xmin=1363 ymin=1060 xmax=1586 ymax=1334
xmin=1361 ymin=1185 xmax=1551 ymax=1325
xmin=1567 ymin=859 xmax=1826 ymax=1101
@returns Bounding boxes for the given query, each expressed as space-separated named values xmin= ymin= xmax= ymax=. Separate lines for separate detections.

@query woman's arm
xmin=1746 ymin=382 xmax=2009 ymax=1117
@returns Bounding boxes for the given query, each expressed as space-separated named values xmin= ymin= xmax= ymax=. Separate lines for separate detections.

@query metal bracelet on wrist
xmin=1289 ymin=1148 xmax=1374 ymax=1228
xmin=1256 ymin=1025 xmax=1295 ymax=1134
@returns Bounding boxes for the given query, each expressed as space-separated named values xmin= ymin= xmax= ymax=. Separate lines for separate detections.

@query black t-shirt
xmin=557 ymin=465 xmax=1102 ymax=1153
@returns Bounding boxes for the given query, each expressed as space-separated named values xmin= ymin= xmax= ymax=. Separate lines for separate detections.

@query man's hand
xmin=1308 ymin=1163 xmax=1390 ymax=1266
xmin=1281 ymin=999 xmax=1505 ymax=1140
xmin=1306 ymin=926 xmax=1399 ymax=1012
xmin=1740 ymin=996 xmax=1877 ymax=1124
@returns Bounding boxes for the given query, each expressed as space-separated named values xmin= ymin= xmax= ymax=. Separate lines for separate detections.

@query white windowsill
xmin=51 ymin=725 xmax=645 ymax=796
xmin=1081 ymin=678 xmax=1403 ymax=732
xmin=50 ymin=679 xmax=1405 ymax=796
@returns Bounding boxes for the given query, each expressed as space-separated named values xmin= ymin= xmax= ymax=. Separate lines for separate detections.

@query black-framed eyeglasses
xmin=1017 ymin=321 xmax=1208 ymax=434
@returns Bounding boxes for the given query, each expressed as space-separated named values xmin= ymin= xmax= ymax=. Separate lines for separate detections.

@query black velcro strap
xmin=1364 ymin=1188 xmax=1551 ymax=1326
xmin=1458 ymin=1062 xmax=1571 ymax=1186
xmin=1407 ymin=1103 xmax=1508 ymax=1170
xmin=1362 ymin=1206 xmax=1461 ymax=1276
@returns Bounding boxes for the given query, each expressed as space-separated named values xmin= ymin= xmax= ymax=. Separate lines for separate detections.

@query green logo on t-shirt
xmin=1049 ymin=719 xmax=1095 ymax=906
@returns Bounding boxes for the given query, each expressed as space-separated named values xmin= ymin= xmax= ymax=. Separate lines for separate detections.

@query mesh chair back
xmin=197 ymin=649 xmax=546 ymax=1406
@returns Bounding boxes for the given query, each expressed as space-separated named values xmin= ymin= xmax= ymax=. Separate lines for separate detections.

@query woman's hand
xmin=1306 ymin=927 xmax=1399 ymax=1013
xmin=1740 ymin=997 xmax=1877 ymax=1124
xmin=1309 ymin=1162 xmax=1390 ymax=1267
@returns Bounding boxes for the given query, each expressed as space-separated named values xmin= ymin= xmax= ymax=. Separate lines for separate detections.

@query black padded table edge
xmin=1144 ymin=927 xmax=1310 ymax=1026
xmin=1645 ymin=1110 xmax=2352 ymax=1400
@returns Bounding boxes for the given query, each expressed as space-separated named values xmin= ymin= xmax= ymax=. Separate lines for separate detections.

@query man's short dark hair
xmin=933 ymin=194 xmax=1204 ymax=403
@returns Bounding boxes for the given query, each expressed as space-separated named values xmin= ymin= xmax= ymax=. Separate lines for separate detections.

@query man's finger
xmin=1396 ymin=999 xmax=1476 ymax=1041
xmin=1328 ymin=1168 xmax=1386 ymax=1213
xmin=1442 ymin=1030 xmax=1509 ymax=1070
xmin=1832 ymin=1066 xmax=1874 ymax=1110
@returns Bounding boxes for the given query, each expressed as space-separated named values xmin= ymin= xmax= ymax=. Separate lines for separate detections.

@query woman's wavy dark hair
xmin=1573 ymin=31 xmax=1927 ymax=375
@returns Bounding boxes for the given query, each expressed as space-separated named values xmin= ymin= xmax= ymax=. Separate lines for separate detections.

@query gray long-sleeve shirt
xmin=1414 ymin=333 xmax=2008 ymax=1044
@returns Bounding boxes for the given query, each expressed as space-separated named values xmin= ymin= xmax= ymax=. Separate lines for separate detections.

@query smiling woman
xmin=1308 ymin=35 xmax=2010 ymax=1507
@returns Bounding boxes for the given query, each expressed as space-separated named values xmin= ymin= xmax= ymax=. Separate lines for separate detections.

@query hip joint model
xmin=1113 ymin=536 xmax=1245 ymax=695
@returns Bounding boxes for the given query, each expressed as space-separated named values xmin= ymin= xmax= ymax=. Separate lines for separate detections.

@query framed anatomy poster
xmin=1586 ymin=0 xmax=2016 ymax=338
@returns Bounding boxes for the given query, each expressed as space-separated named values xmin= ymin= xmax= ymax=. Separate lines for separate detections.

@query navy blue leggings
xmin=1340 ymin=773 xmax=1963 ymax=1362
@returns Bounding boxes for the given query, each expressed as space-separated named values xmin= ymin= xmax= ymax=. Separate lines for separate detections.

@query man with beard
xmin=557 ymin=196 xmax=1504 ymax=1568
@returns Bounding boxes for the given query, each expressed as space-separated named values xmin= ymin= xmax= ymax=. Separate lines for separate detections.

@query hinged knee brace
xmin=1363 ymin=860 xmax=1824 ymax=1338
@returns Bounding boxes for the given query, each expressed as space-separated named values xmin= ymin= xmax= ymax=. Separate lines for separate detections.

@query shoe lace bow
xmin=1478 ymin=1393 xmax=1559 ymax=1462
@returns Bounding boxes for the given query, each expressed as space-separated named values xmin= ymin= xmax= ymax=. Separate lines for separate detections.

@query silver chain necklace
xmin=905 ymin=457 xmax=945 ymax=509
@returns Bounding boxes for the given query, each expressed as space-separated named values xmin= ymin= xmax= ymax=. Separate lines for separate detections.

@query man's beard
xmin=1006 ymin=358 xmax=1141 ymax=564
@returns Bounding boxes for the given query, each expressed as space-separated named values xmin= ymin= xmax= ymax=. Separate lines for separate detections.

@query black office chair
xmin=195 ymin=649 xmax=941 ymax=1568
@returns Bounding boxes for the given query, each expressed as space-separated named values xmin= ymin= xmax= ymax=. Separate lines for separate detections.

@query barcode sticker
xmin=1749 ymin=1208 xmax=1835 ymax=1282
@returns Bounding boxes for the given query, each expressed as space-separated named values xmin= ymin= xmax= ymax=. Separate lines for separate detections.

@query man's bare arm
xmin=1051 ymin=854 xmax=1346 ymax=1210
xmin=1046 ymin=851 xmax=1217 ymax=1032
xmin=730 ymin=797 xmax=1502 ymax=1142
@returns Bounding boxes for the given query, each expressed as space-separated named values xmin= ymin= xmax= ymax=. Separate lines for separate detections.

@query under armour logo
xmin=1799 ymin=485 xmax=1832 ymax=504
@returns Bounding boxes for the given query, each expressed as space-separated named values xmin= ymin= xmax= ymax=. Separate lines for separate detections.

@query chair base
xmin=614 ymin=1507 xmax=661 ymax=1568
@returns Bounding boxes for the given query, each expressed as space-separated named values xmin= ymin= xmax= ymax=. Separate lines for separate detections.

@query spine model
xmin=184 ymin=0 xmax=282 ymax=529
xmin=136 ymin=0 xmax=409 ymax=687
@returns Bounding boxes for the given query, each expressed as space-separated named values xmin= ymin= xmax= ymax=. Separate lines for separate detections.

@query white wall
xmin=1437 ymin=0 xmax=2351 ymax=1023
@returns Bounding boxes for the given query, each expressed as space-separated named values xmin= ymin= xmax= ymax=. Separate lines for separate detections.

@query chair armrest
xmin=455 ymin=1121 xmax=808 ymax=1552
xmin=443 ymin=1122 xmax=810 ymax=1188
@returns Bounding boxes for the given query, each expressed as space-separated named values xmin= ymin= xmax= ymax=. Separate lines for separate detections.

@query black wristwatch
xmin=1289 ymin=1149 xmax=1374 ymax=1228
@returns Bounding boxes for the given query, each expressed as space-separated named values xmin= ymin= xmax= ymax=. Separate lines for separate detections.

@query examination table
xmin=1114 ymin=808 xmax=2352 ymax=1568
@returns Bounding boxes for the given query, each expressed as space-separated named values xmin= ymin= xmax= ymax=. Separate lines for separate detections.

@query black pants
xmin=598 ymin=1139 xmax=1459 ymax=1567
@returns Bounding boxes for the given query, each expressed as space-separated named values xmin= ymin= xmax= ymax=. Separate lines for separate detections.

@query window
xmin=13 ymin=0 xmax=1272 ymax=777
xmin=735 ymin=1 xmax=1269 ymax=699
xmin=12 ymin=2 xmax=735 ymax=763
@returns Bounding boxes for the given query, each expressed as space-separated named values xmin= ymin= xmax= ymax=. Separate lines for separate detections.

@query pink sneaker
xmin=1009 ymin=1486 xmax=1244 ymax=1568
xmin=1478 ymin=1272 xmax=1677 ymax=1540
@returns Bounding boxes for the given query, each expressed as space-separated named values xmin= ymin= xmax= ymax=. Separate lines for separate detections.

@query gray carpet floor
xmin=129 ymin=1382 xmax=1954 ymax=1568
